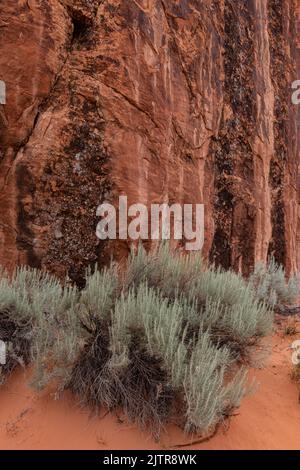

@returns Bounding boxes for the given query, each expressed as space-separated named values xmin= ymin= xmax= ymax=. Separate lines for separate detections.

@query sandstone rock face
xmin=0 ymin=0 xmax=299 ymax=282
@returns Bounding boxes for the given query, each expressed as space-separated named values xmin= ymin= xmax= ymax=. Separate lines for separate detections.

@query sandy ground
xmin=0 ymin=317 xmax=300 ymax=450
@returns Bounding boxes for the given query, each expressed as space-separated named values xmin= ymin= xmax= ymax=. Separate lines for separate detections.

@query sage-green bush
xmin=0 ymin=267 xmax=78 ymax=385
xmin=0 ymin=244 xmax=273 ymax=436
xmin=249 ymin=257 xmax=300 ymax=309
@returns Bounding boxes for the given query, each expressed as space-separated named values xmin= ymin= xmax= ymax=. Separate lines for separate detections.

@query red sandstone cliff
xmin=0 ymin=0 xmax=299 ymax=283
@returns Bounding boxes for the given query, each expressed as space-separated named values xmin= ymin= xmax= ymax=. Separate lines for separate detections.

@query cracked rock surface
xmin=0 ymin=0 xmax=299 ymax=281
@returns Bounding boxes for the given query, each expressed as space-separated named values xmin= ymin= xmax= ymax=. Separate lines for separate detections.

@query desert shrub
xmin=0 ymin=273 xmax=32 ymax=383
xmin=67 ymin=283 xmax=248 ymax=437
xmin=80 ymin=264 xmax=119 ymax=320
xmin=0 ymin=244 xmax=273 ymax=437
xmin=189 ymin=270 xmax=273 ymax=343
xmin=249 ymin=257 xmax=300 ymax=309
xmin=124 ymin=244 xmax=273 ymax=359
xmin=183 ymin=326 xmax=249 ymax=431
xmin=123 ymin=243 xmax=203 ymax=297
xmin=63 ymin=246 xmax=270 ymax=435
xmin=33 ymin=265 xmax=119 ymax=391
xmin=69 ymin=285 xmax=185 ymax=433
xmin=0 ymin=267 xmax=78 ymax=386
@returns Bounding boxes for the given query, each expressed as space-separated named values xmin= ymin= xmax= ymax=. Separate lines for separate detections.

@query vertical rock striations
xmin=0 ymin=0 xmax=299 ymax=280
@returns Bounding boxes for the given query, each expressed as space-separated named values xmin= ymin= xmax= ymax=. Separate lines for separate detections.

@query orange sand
xmin=0 ymin=318 xmax=300 ymax=450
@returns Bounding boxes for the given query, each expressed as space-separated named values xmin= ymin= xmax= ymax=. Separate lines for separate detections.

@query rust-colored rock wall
xmin=0 ymin=0 xmax=299 ymax=282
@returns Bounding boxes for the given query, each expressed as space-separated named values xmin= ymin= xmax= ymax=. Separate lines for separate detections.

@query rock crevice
xmin=0 ymin=0 xmax=299 ymax=277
